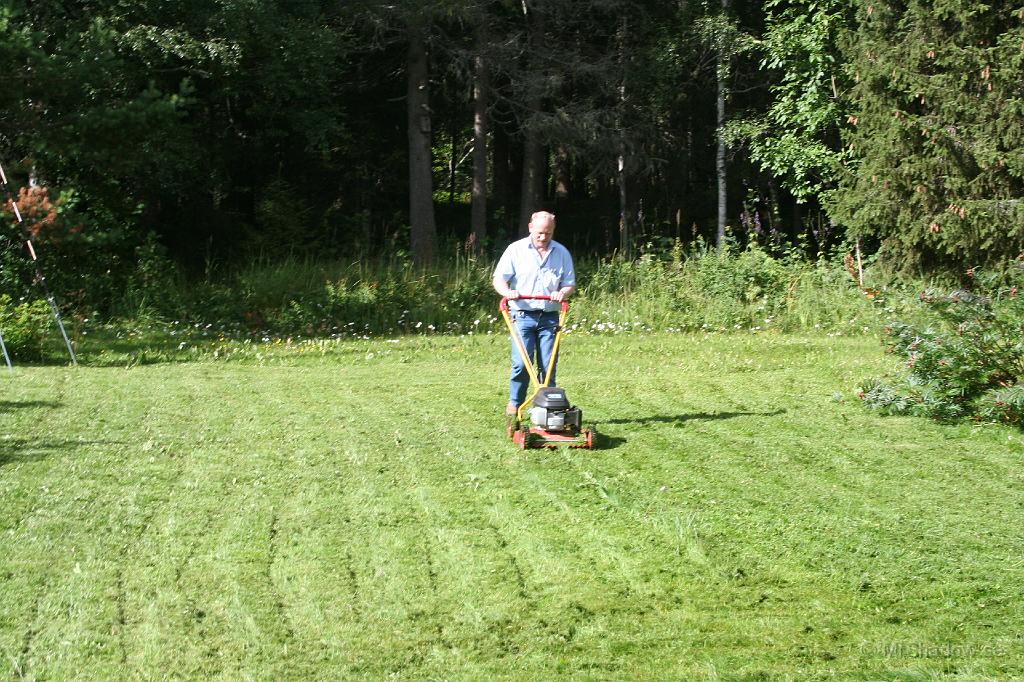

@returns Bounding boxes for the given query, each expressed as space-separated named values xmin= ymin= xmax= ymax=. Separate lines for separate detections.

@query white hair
xmin=530 ymin=211 xmax=556 ymax=226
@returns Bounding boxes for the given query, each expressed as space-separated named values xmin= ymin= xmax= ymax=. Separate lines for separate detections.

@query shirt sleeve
xmin=561 ymin=249 xmax=576 ymax=287
xmin=494 ymin=245 xmax=516 ymax=282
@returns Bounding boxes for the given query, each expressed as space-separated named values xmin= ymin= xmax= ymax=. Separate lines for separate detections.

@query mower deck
xmin=508 ymin=422 xmax=594 ymax=449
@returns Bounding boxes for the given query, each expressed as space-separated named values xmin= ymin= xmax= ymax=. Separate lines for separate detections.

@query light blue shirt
xmin=494 ymin=237 xmax=576 ymax=312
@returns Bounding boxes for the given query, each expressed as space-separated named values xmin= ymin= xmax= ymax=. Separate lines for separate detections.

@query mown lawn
xmin=2 ymin=332 xmax=1022 ymax=680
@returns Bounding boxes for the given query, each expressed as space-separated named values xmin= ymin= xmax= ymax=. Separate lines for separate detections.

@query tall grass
xmin=572 ymin=241 xmax=900 ymax=334
xmin=151 ymin=241 xmax=912 ymax=338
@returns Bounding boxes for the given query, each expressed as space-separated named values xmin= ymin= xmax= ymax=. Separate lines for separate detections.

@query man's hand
xmin=493 ymin=276 xmax=519 ymax=300
xmin=549 ymin=286 xmax=574 ymax=302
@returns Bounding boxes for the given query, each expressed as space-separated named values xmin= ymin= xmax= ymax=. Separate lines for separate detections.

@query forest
xmin=2 ymin=0 xmax=1022 ymax=291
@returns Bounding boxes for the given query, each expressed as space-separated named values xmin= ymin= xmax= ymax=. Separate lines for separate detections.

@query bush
xmin=0 ymin=295 xmax=53 ymax=361
xmin=860 ymin=263 xmax=1024 ymax=427
xmin=1 ymin=184 xmax=176 ymax=320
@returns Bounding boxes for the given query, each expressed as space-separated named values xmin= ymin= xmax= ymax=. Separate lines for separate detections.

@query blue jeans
xmin=509 ymin=310 xmax=559 ymax=405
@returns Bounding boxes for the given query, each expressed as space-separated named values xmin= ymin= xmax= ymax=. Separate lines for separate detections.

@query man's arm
xmin=493 ymin=275 xmax=519 ymax=299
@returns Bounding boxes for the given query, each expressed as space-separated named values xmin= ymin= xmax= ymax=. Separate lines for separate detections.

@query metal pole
xmin=0 ymin=325 xmax=12 ymax=372
xmin=46 ymin=293 xmax=77 ymax=365
xmin=0 ymin=157 xmax=77 ymax=365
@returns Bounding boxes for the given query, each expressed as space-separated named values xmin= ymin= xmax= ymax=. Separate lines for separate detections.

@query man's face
xmin=529 ymin=218 xmax=554 ymax=249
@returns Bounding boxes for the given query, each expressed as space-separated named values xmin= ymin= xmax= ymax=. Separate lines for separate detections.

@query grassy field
xmin=2 ymin=332 xmax=1023 ymax=680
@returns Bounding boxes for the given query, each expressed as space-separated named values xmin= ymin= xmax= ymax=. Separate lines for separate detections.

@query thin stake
xmin=855 ymin=237 xmax=864 ymax=288
xmin=47 ymin=295 xmax=77 ymax=365
xmin=0 ymin=326 xmax=12 ymax=372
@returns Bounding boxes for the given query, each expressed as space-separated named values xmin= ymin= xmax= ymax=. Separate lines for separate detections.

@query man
xmin=493 ymin=211 xmax=576 ymax=416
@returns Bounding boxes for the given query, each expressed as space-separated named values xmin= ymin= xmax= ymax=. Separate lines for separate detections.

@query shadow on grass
xmin=602 ymin=408 xmax=786 ymax=426
xmin=0 ymin=400 xmax=61 ymax=411
xmin=0 ymin=437 xmax=119 ymax=466
xmin=594 ymin=432 xmax=627 ymax=449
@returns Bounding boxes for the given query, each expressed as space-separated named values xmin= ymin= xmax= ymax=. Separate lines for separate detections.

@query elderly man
xmin=493 ymin=211 xmax=577 ymax=416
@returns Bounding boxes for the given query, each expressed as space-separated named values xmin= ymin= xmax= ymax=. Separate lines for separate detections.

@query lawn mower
xmin=500 ymin=295 xmax=594 ymax=449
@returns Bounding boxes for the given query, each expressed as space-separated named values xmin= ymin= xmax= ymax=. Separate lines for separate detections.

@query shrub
xmin=1 ymin=184 xmax=172 ymax=319
xmin=0 ymin=295 xmax=53 ymax=361
xmin=121 ymin=233 xmax=186 ymax=318
xmin=860 ymin=263 xmax=1024 ymax=426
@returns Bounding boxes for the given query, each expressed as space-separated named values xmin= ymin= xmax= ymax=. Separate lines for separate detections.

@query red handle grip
xmin=500 ymin=295 xmax=568 ymax=313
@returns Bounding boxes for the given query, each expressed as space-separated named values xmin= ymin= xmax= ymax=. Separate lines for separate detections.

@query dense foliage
xmin=0 ymin=294 xmax=49 ymax=360
xmin=0 ymin=0 xmax=1021 ymax=317
xmin=832 ymin=0 xmax=1024 ymax=270
xmin=51 ymin=242 xmax=894 ymax=346
xmin=861 ymin=261 xmax=1024 ymax=426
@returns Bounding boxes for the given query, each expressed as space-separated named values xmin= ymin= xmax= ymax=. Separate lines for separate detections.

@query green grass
xmin=2 ymin=332 xmax=1023 ymax=680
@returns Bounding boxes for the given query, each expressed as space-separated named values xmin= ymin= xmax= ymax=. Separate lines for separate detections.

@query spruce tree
xmin=833 ymin=0 xmax=1024 ymax=270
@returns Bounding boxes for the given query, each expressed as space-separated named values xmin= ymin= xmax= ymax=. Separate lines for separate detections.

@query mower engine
xmin=528 ymin=387 xmax=583 ymax=433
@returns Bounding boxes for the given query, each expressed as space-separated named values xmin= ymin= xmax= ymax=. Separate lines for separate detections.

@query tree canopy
xmin=2 ymin=0 xmax=1021 ymax=274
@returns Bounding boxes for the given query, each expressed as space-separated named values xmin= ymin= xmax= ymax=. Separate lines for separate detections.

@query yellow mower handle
xmin=499 ymin=296 xmax=570 ymax=422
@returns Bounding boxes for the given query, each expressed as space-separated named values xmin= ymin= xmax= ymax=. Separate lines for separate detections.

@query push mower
xmin=500 ymin=295 xmax=594 ymax=449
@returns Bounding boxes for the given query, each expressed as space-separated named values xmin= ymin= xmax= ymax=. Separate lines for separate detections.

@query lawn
xmin=2 ymin=332 xmax=1022 ymax=680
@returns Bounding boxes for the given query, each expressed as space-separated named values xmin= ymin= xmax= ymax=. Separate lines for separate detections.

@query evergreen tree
xmin=833 ymin=0 xmax=1024 ymax=270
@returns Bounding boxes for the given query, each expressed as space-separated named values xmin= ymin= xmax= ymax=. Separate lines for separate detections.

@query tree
xmin=831 ymin=0 xmax=1024 ymax=270
xmin=470 ymin=21 xmax=489 ymax=254
xmin=742 ymin=0 xmax=854 ymax=203
xmin=406 ymin=18 xmax=438 ymax=265
xmin=716 ymin=0 xmax=730 ymax=248
xmin=516 ymin=0 xmax=548 ymax=236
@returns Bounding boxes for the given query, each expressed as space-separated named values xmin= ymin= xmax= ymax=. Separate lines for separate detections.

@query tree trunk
xmin=793 ymin=197 xmax=802 ymax=243
xmin=518 ymin=132 xmax=545 ymax=235
xmin=618 ymin=150 xmax=629 ymax=256
xmin=554 ymin=145 xmax=571 ymax=201
xmin=448 ymin=114 xmax=458 ymax=205
xmin=406 ymin=24 xmax=436 ymax=266
xmin=767 ymin=178 xmax=783 ymax=244
xmin=617 ymin=16 xmax=631 ymax=258
xmin=470 ymin=35 xmax=488 ymax=254
xmin=715 ymin=0 xmax=730 ymax=249
xmin=517 ymin=0 xmax=546 ymax=236
xmin=492 ymin=120 xmax=512 ymax=240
